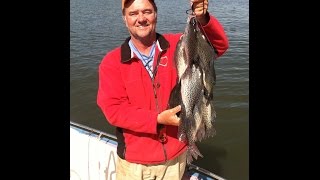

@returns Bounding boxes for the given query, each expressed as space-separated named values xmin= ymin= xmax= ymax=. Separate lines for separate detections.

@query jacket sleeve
xmin=97 ymin=52 xmax=158 ymax=134
xmin=202 ymin=14 xmax=229 ymax=58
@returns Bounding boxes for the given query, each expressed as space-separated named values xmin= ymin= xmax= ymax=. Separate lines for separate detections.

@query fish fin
xmin=178 ymin=131 xmax=187 ymax=142
xmin=186 ymin=152 xmax=194 ymax=165
xmin=186 ymin=143 xmax=203 ymax=164
xmin=196 ymin=125 xmax=206 ymax=142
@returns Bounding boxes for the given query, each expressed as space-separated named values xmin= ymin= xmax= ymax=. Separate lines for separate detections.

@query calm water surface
xmin=70 ymin=0 xmax=249 ymax=179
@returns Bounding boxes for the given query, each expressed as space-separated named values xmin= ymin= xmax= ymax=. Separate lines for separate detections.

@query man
xmin=97 ymin=0 xmax=229 ymax=179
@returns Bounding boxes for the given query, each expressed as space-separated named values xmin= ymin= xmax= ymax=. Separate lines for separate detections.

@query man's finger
xmin=173 ymin=105 xmax=181 ymax=113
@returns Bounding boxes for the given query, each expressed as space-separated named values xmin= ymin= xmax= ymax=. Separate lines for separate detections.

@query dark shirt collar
xmin=120 ymin=33 xmax=170 ymax=63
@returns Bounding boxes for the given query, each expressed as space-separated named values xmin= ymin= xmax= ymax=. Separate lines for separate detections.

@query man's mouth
xmin=137 ymin=24 xmax=149 ymax=28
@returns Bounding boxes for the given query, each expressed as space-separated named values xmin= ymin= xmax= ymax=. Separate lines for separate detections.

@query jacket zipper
xmin=151 ymin=49 xmax=162 ymax=113
xmin=151 ymin=50 xmax=168 ymax=162
xmin=161 ymin=142 xmax=167 ymax=161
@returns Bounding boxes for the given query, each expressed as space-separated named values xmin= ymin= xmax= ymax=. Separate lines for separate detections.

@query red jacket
xmin=97 ymin=15 xmax=229 ymax=164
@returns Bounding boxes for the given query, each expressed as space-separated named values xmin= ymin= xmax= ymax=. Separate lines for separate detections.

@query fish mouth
xmin=186 ymin=16 xmax=200 ymax=34
xmin=187 ymin=14 xmax=197 ymax=23
xmin=189 ymin=16 xmax=197 ymax=24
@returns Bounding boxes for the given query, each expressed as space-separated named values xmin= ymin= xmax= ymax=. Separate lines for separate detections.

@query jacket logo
xmin=159 ymin=56 xmax=168 ymax=67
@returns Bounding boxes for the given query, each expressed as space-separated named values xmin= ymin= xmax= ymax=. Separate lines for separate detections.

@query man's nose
xmin=137 ymin=13 xmax=147 ymax=22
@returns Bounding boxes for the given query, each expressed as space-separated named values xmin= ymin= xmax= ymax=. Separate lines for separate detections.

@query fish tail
xmin=186 ymin=142 xmax=203 ymax=164
xmin=186 ymin=152 xmax=194 ymax=165
xmin=205 ymin=127 xmax=216 ymax=138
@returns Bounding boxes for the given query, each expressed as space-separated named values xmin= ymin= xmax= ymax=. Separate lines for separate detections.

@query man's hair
xmin=122 ymin=0 xmax=158 ymax=15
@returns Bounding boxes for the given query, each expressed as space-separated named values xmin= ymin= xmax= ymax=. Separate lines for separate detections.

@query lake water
xmin=70 ymin=0 xmax=249 ymax=179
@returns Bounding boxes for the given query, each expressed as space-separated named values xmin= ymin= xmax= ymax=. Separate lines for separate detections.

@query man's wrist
xmin=197 ymin=12 xmax=210 ymax=26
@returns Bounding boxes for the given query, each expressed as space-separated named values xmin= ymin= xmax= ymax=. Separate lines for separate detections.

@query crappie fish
xmin=168 ymin=15 xmax=217 ymax=164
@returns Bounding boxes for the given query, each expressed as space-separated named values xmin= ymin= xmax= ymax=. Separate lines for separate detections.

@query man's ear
xmin=122 ymin=16 xmax=128 ymax=27
xmin=154 ymin=12 xmax=157 ymax=23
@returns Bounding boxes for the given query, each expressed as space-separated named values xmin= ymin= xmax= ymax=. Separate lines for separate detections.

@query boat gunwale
xmin=70 ymin=121 xmax=226 ymax=180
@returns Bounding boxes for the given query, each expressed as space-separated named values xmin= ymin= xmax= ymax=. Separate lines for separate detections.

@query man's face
xmin=123 ymin=0 xmax=157 ymax=41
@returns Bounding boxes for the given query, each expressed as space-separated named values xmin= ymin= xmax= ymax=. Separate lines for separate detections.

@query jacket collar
xmin=120 ymin=33 xmax=169 ymax=63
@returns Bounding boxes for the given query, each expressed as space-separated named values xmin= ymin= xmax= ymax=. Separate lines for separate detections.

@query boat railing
xmin=70 ymin=121 xmax=226 ymax=180
xmin=71 ymin=121 xmax=117 ymax=140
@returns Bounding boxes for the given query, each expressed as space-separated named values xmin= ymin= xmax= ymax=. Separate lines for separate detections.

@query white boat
xmin=70 ymin=121 xmax=226 ymax=180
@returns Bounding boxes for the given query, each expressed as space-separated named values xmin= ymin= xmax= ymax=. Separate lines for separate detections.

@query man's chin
xmin=136 ymin=32 xmax=152 ymax=39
